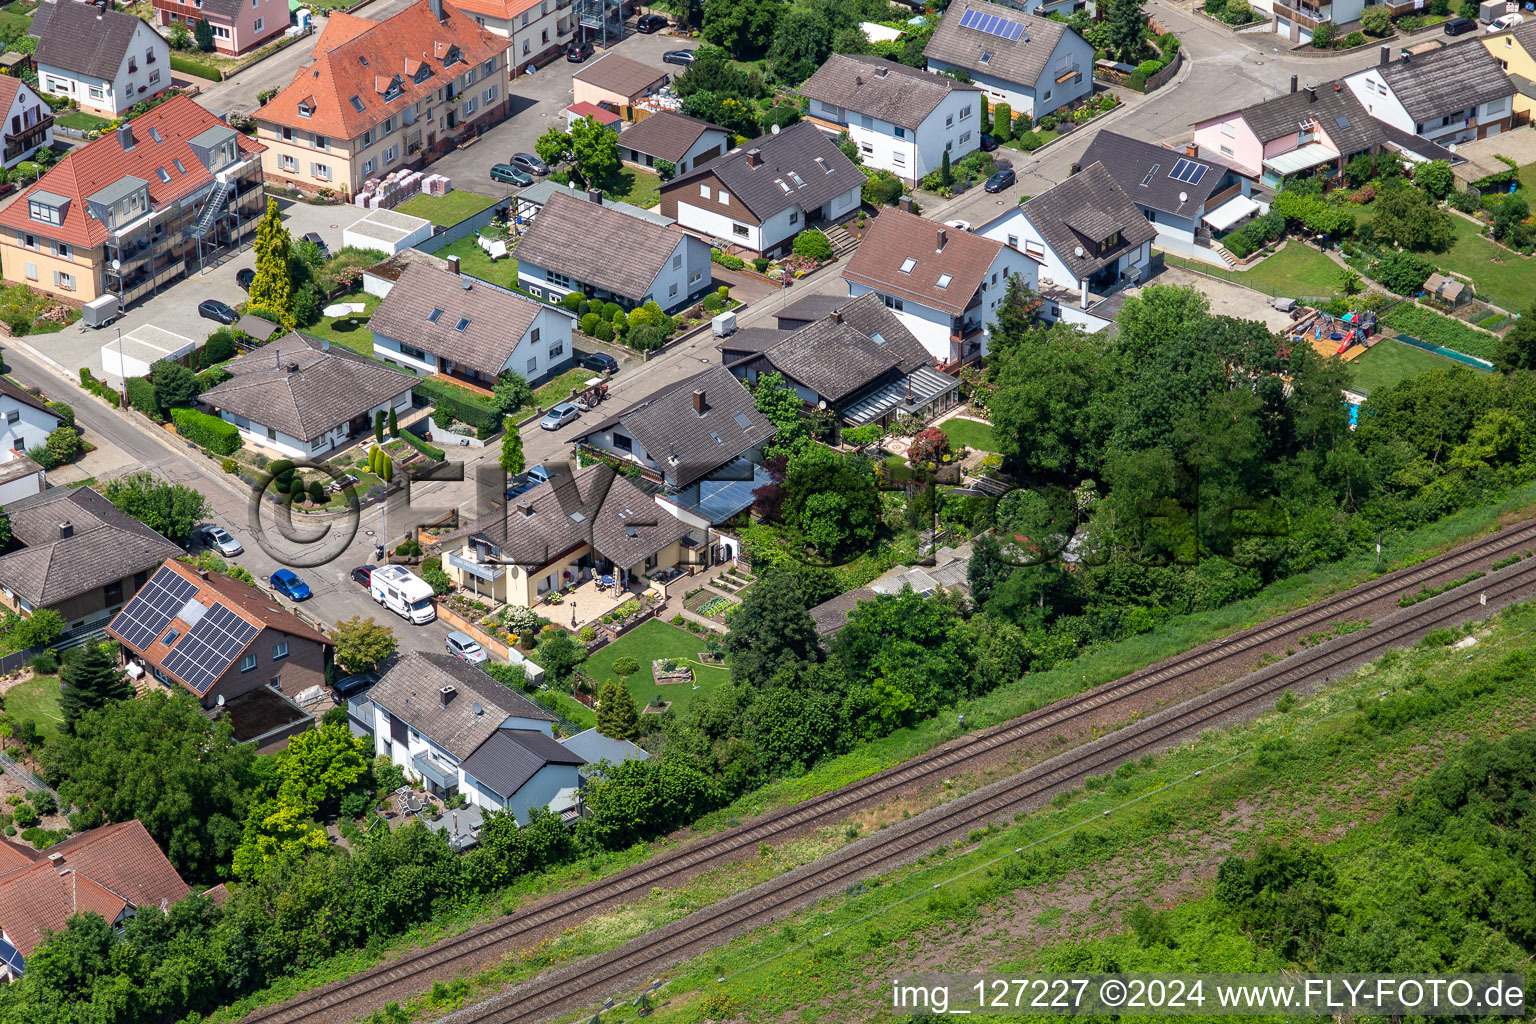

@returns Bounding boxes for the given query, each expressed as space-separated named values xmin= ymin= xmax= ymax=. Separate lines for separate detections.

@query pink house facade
xmin=154 ymin=0 xmax=289 ymax=56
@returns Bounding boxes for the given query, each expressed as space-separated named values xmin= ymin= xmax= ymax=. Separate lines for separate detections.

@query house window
xmin=860 ymin=114 xmax=874 ymax=130
xmin=361 ymin=158 xmax=376 ymax=176
xmin=789 ymin=209 xmax=798 ymax=224
xmin=254 ymin=17 xmax=263 ymax=31
xmin=89 ymin=86 xmax=105 ymax=102
xmin=548 ymin=342 xmax=563 ymax=358
xmin=5 ymin=410 xmax=17 ymax=425
xmin=54 ymin=271 xmax=74 ymax=291
xmin=523 ymin=39 xmax=531 ymax=54
xmin=240 ymin=653 xmax=258 ymax=672
xmin=689 ymin=270 xmax=702 ymax=284
xmin=718 ymin=190 xmax=729 ymax=204
xmin=892 ymin=151 xmax=905 ymax=166
xmin=732 ymin=224 xmax=748 ymax=237
xmin=272 ymin=641 xmax=289 ymax=660
xmin=960 ymin=105 xmax=972 ymax=120
xmin=894 ymin=126 xmax=906 ymax=138
xmin=27 ymin=203 xmax=59 ymax=225
xmin=1219 ymin=144 xmax=1234 ymax=156
xmin=483 ymin=85 xmax=498 ymax=104
xmin=672 ymin=253 xmax=682 ymax=269
xmin=149 ymin=70 xmax=160 ymax=85
xmin=55 ymin=242 xmax=70 ymax=260
xmin=383 ymin=144 xmax=398 ymax=164
xmin=23 ymin=262 xmax=35 ymax=281
xmin=527 ymin=357 xmax=538 ymax=373
xmin=311 ymin=436 xmax=326 ymax=450
xmin=313 ymin=135 xmax=328 ymax=150
xmin=699 ymin=184 xmax=710 ymax=198
xmin=1220 ymin=122 xmax=1236 ymax=137
xmin=280 ymin=126 xmax=293 ymax=141
xmin=860 ymin=142 xmax=874 ymax=156
xmin=960 ymin=131 xmax=971 ymax=145
xmin=280 ymin=154 xmax=297 ymax=171
xmin=945 ymin=115 xmax=953 ymax=128
xmin=881 ymin=293 xmax=903 ymax=311
xmin=613 ymin=433 xmax=633 ymax=452
xmin=311 ymin=163 xmax=331 ymax=181
xmin=669 ymin=282 xmax=678 ymax=297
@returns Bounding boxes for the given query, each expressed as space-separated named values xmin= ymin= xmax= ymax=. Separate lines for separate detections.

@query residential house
xmin=197 ymin=332 xmax=416 ymax=458
xmin=1272 ymin=0 xmax=1365 ymax=45
xmin=658 ymin=122 xmax=866 ymax=256
xmin=1484 ymin=22 xmax=1536 ymax=118
xmin=30 ymin=0 xmax=170 ymax=118
xmin=574 ymin=364 xmax=774 ymax=531
xmin=362 ymin=651 xmax=585 ymax=821
xmin=0 ymin=95 xmax=266 ymax=307
xmin=923 ymin=0 xmax=1093 ymax=119
xmin=369 ymin=257 xmax=576 ymax=386
xmin=1079 ymin=131 xmax=1255 ymax=258
xmin=617 ymin=111 xmax=730 ymax=176
xmin=513 ymin=190 xmax=714 ymax=314
xmin=153 ymin=0 xmax=288 ymax=56
xmin=1343 ymin=43 xmax=1515 ymax=145
xmin=453 ymin=0 xmax=573 ymax=70
xmin=0 ymin=820 xmax=191 ymax=975
xmin=255 ymin=0 xmax=511 ymax=199
xmin=0 ymin=486 xmax=182 ymax=632
xmin=560 ymin=727 xmax=648 ymax=777
xmin=844 ymin=207 xmax=1035 ymax=364
xmin=979 ymin=161 xmax=1155 ymax=332
xmin=571 ymin=53 xmax=669 ymax=113
xmin=565 ymin=101 xmax=621 ymax=133
xmin=439 ymin=462 xmax=693 ymax=603
xmin=1193 ymin=75 xmax=1462 ymax=186
xmin=0 ymin=77 xmax=53 ymax=169
xmin=800 ymin=54 xmax=982 ymax=185
xmin=0 ymin=378 xmax=62 ymax=456
xmin=722 ymin=291 xmax=960 ymax=432
xmin=107 ymin=560 xmax=332 ymax=724
xmin=0 ymin=451 xmax=44 ymax=507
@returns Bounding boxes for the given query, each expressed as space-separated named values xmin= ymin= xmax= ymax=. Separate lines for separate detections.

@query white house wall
xmin=0 ymin=467 xmax=43 ymax=505
xmin=1344 ymin=69 xmax=1414 ymax=135
xmin=38 ymin=20 xmax=169 ymax=116
xmin=812 ymin=91 xmax=979 ymax=184
xmin=218 ymin=391 xmax=411 ymax=460
xmin=927 ymin=32 xmax=1092 ymax=119
xmin=1 ymin=397 xmax=60 ymax=454
xmin=503 ymin=763 xmax=582 ymax=824
xmin=373 ymin=306 xmax=574 ymax=384
xmin=844 ymin=280 xmax=954 ymax=359
xmin=0 ymin=81 xmax=51 ymax=168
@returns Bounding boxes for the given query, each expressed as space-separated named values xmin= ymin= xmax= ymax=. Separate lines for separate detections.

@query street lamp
xmin=116 ymin=326 xmax=126 ymax=405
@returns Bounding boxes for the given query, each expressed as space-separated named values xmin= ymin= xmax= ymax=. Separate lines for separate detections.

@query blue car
xmin=270 ymin=568 xmax=312 ymax=601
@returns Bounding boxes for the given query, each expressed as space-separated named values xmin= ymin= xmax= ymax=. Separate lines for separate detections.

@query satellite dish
xmin=1179 ymin=191 xmax=1188 ymax=203
xmin=216 ymin=694 xmax=225 ymax=707
xmin=771 ymin=123 xmax=780 ymax=134
xmin=1073 ymin=245 xmax=1084 ymax=257
xmin=111 ymin=258 xmax=120 ymax=270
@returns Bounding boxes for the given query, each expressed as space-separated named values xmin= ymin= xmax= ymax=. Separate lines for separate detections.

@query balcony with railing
xmin=3 ymin=113 xmax=53 ymax=162
xmin=1274 ymin=0 xmax=1332 ymax=26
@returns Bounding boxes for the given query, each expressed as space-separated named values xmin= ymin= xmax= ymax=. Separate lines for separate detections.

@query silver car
xmin=540 ymin=402 xmax=581 ymax=431
xmin=445 ymin=630 xmax=488 ymax=663
xmin=200 ymin=524 xmax=244 ymax=557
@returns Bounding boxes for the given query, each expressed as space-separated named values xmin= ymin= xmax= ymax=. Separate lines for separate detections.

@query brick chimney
xmin=446 ymin=254 xmax=459 ymax=275
xmin=1306 ymin=85 xmax=1317 ymax=103
xmin=57 ymin=520 xmax=72 ymax=539
xmin=745 ymin=149 xmax=762 ymax=168
xmin=937 ymin=227 xmax=948 ymax=252
xmin=438 ymin=684 xmax=455 ymax=707
xmin=587 ymin=188 xmax=603 ymax=204
xmin=1379 ymin=45 xmax=1390 ymax=67
xmin=516 ymin=501 xmax=534 ymax=517
xmin=692 ymin=389 xmax=706 ymax=414
xmin=898 ymin=195 xmax=914 ymax=213
xmin=1184 ymin=143 xmax=1198 ymax=157
xmin=1290 ymin=74 xmax=1298 ymax=94
xmin=829 ymin=309 xmax=842 ymax=324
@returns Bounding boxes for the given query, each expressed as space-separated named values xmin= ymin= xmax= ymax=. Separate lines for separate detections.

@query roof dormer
xmin=376 ymin=74 xmax=403 ymax=100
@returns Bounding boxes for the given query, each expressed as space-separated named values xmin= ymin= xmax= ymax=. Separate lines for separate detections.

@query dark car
xmin=662 ymin=49 xmax=696 ymax=67
xmin=351 ymin=565 xmax=375 ymax=588
xmin=983 ymin=168 xmax=1017 ymax=194
xmin=331 ymin=672 xmax=378 ymax=703
xmin=491 ymin=163 xmax=534 ymax=186
xmin=979 ymin=133 xmax=998 ymax=152
xmin=511 ymin=152 xmax=548 ymax=176
xmin=235 ymin=267 xmax=255 ymax=290
xmin=566 ymin=40 xmax=594 ymax=62
xmin=1443 ymin=15 xmax=1475 ymax=34
xmin=302 ymin=232 xmax=330 ymax=258
xmin=636 ymin=12 xmax=667 ymax=32
xmin=198 ymin=299 xmax=239 ymax=324
xmin=578 ymin=351 xmax=619 ymax=374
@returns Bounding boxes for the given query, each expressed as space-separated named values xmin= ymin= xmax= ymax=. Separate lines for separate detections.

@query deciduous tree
xmin=724 ymin=570 xmax=821 ymax=684
xmin=103 ymin=472 xmax=210 ymax=543
xmin=331 ymin=616 xmax=397 ymax=673
xmin=1494 ymin=304 xmax=1536 ymax=372
xmin=701 ymin=0 xmax=786 ymax=57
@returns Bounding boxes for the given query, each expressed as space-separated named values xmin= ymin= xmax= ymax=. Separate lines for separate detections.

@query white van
xmin=370 ymin=565 xmax=437 ymax=624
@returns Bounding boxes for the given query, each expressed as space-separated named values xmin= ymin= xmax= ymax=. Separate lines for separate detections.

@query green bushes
xmin=1360 ymin=4 xmax=1390 ymax=35
xmin=580 ymin=312 xmax=601 ymax=335
xmin=421 ymin=557 xmax=451 ymax=594
xmin=413 ymin=378 xmax=500 ymax=436
xmin=170 ymin=408 xmax=242 ymax=455
xmin=792 ymin=229 xmax=833 ymax=263
xmin=627 ymin=300 xmax=672 ymax=333
xmin=1370 ymin=250 xmax=1435 ymax=295
xmin=593 ymin=319 xmax=616 ymax=342
xmin=559 ymin=291 xmax=586 ymax=311
xmin=702 ymin=292 xmax=724 ymax=313
xmin=862 ymin=169 xmax=906 ymax=207
xmin=1382 ymin=305 xmax=1499 ymax=360
xmin=169 ymin=54 xmax=222 ymax=81
xmin=991 ymin=102 xmax=1012 ymax=143
xmin=203 ymin=328 xmax=241 ymax=364
xmin=1219 ymin=209 xmax=1285 ymax=259
xmin=710 ymin=249 xmax=746 ymax=270
xmin=399 ymin=429 xmax=445 ymax=461
xmin=77 ymin=368 xmax=120 ymax=407
xmin=125 ymin=378 xmax=160 ymax=420
xmin=842 ymin=424 xmax=884 ymax=446
xmin=1312 ymin=23 xmax=1335 ymax=47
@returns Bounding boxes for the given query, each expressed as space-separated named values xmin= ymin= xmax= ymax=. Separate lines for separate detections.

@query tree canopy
xmin=330 ymin=616 xmax=397 ymax=673
xmin=102 ymin=472 xmax=210 ymax=543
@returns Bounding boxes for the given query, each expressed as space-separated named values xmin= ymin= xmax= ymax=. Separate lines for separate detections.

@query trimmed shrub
xmin=46 ymin=401 xmax=74 ymax=428
xmin=628 ymin=324 xmax=666 ymax=352
xmin=170 ymin=54 xmax=222 ymax=81
xmin=559 ymin=291 xmax=586 ymax=311
xmin=1312 ymin=23 xmax=1334 ymax=47
xmin=992 ymin=101 xmax=1012 ymax=142
xmin=203 ymin=328 xmax=240 ymax=363
xmin=752 ymin=257 xmax=771 ymax=273
xmin=1339 ymin=30 xmax=1366 ymax=48
xmin=307 ymin=480 xmax=326 ymax=505
xmin=170 ymin=407 xmax=242 ymax=455
xmin=792 ymin=229 xmax=833 ymax=262
xmin=711 ymin=248 xmax=746 ymax=270
xmin=593 ymin=319 xmax=616 ymax=342
xmin=628 ymin=300 xmax=670 ymax=332
xmin=580 ymin=312 xmax=601 ymax=335
xmin=399 ymin=430 xmax=445 ymax=461
xmin=702 ymin=292 xmax=724 ymax=313
xmin=125 ymin=377 xmax=160 ymax=419
xmin=600 ymin=302 xmax=622 ymax=321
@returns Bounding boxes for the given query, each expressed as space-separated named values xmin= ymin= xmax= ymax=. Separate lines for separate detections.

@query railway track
xmin=245 ymin=518 xmax=1536 ymax=1024
xmin=464 ymin=549 xmax=1536 ymax=1024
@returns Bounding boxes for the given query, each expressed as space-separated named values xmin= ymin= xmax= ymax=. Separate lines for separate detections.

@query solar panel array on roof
xmin=0 ymin=937 xmax=23 ymax=977
xmin=958 ymin=6 xmax=1027 ymax=40
xmin=113 ymin=567 xmax=200 ymax=651
xmin=160 ymin=604 xmax=258 ymax=695
xmin=1168 ymin=158 xmax=1208 ymax=184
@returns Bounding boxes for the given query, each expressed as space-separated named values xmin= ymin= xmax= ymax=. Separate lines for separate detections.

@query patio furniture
xmin=322 ymin=303 xmax=351 ymax=317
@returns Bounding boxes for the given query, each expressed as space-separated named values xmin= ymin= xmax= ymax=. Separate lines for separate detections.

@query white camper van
xmin=370 ymin=565 xmax=437 ymax=624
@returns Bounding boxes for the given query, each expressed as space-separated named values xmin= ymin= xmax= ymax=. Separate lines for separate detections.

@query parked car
xmin=1488 ymin=13 xmax=1525 ymax=31
xmin=979 ymin=133 xmax=999 ymax=152
xmin=1443 ymin=15 xmax=1476 ymax=34
xmin=984 ymin=168 xmax=1017 ymax=194
xmin=578 ymin=351 xmax=619 ymax=374
xmin=491 ymin=163 xmax=534 ymax=186
xmin=198 ymin=299 xmax=239 ymax=325
xmin=235 ymin=267 xmax=255 ymax=291
xmin=351 ymin=565 xmax=376 ymax=588
xmin=301 ymin=232 xmax=330 ymax=258
xmin=331 ymin=671 xmax=378 ymax=703
xmin=511 ymin=152 xmax=548 ymax=176
xmin=269 ymin=568 xmax=312 ymax=601
xmin=507 ymin=464 xmax=554 ymax=498
xmin=199 ymin=524 xmax=243 ymax=557
xmin=540 ymin=402 xmax=581 ymax=430
xmin=662 ymin=49 xmax=696 ymax=67
xmin=636 ymin=12 xmax=667 ymax=32
xmin=445 ymin=630 xmax=489 ymax=663
xmin=945 ymin=219 xmax=972 ymax=232
xmin=566 ymin=40 xmax=594 ymax=61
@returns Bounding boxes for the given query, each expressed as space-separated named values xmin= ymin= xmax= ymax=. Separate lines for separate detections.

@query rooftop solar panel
xmin=0 ymin=938 xmax=23 ymax=977
xmin=160 ymin=603 xmax=258 ymax=696
xmin=113 ymin=567 xmax=200 ymax=652
xmin=959 ymin=7 xmax=980 ymax=28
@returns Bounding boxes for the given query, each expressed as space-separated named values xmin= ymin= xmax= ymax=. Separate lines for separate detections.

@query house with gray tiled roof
xmin=0 ymin=378 xmax=63 ymax=457
xmin=799 ymin=54 xmax=982 ymax=185
xmin=617 ymin=111 xmax=731 ymax=177
xmin=923 ymin=0 xmax=1093 ymax=119
xmin=1343 ymin=42 xmax=1515 ymax=146
xmin=198 ymin=332 xmax=416 ymax=459
xmin=658 ymin=122 xmax=866 ymax=256
xmin=31 ymin=0 xmax=170 ymax=118
xmin=0 ymin=486 xmax=182 ymax=631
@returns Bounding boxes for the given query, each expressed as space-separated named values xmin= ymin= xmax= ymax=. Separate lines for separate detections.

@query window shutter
xmin=389 ymin=711 xmax=407 ymax=745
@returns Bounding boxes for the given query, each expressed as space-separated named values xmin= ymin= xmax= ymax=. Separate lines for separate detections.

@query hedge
xmin=170 ymin=55 xmax=222 ymax=81
xmin=171 ymin=407 xmax=242 ymax=455
xmin=711 ymin=248 xmax=746 ymax=270
xmin=400 ymin=429 xmax=445 ymax=461
xmin=413 ymin=377 xmax=500 ymax=436
xmin=125 ymin=377 xmax=160 ymax=420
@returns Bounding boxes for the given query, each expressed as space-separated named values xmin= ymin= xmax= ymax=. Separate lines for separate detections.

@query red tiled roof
xmin=0 ymin=77 xmax=25 ymax=118
xmin=260 ymin=0 xmax=510 ymax=140
xmin=0 ymin=840 xmax=38 ymax=876
xmin=844 ymin=207 xmax=1005 ymax=317
xmin=447 ymin=0 xmax=540 ymax=20
xmin=568 ymin=101 xmax=619 ymax=123
xmin=0 ymin=821 xmax=190 ymax=956
xmin=0 ymin=95 xmax=265 ymax=249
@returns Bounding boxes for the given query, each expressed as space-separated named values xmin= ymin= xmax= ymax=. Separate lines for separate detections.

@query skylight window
xmin=981 ymin=51 xmax=993 ymax=63
xmin=162 ymin=627 xmax=179 ymax=645
xmin=568 ymin=510 xmax=587 ymax=523
xmin=871 ymin=332 xmax=887 ymax=345
xmin=358 ymin=55 xmax=369 ymax=66
xmin=173 ymin=158 xmax=186 ymax=173
xmin=1140 ymin=163 xmax=1160 ymax=187
xmin=156 ymin=168 xmax=170 ymax=183
xmin=732 ymin=411 xmax=753 ymax=430
xmin=788 ymin=171 xmax=804 ymax=186
xmin=350 ymin=96 xmax=365 ymax=112
xmin=148 ymin=127 xmax=162 ymax=143
xmin=454 ymin=317 xmax=471 ymax=332
xmin=427 ymin=307 xmax=444 ymax=323
xmin=709 ymin=430 xmax=723 ymax=444
xmin=936 ymin=274 xmax=952 ymax=289
xmin=899 ymin=257 xmax=917 ymax=274
xmin=775 ymin=179 xmax=790 ymax=193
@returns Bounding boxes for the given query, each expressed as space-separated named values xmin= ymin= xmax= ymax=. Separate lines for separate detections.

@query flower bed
xmin=651 ymin=658 xmax=693 ymax=685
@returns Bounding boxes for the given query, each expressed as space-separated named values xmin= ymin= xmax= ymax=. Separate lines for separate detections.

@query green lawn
xmin=939 ymin=417 xmax=996 ymax=452
xmin=1347 ymin=338 xmax=1475 ymax=397
xmin=3 ymin=673 xmax=63 ymax=744
xmin=299 ymin=289 xmax=381 ymax=358
xmin=436 ymin=234 xmax=519 ymax=291
xmin=530 ymin=367 xmax=596 ymax=411
xmin=0 ymin=9 xmax=31 ymax=37
xmin=56 ymin=110 xmax=111 ymax=131
xmin=1235 ymin=241 xmax=1347 ymax=300
xmin=1431 ymin=214 xmax=1536 ymax=314
xmin=602 ymin=168 xmax=662 ymax=209
xmin=582 ymin=619 xmax=730 ymax=715
xmin=394 ymin=190 xmax=500 ymax=227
